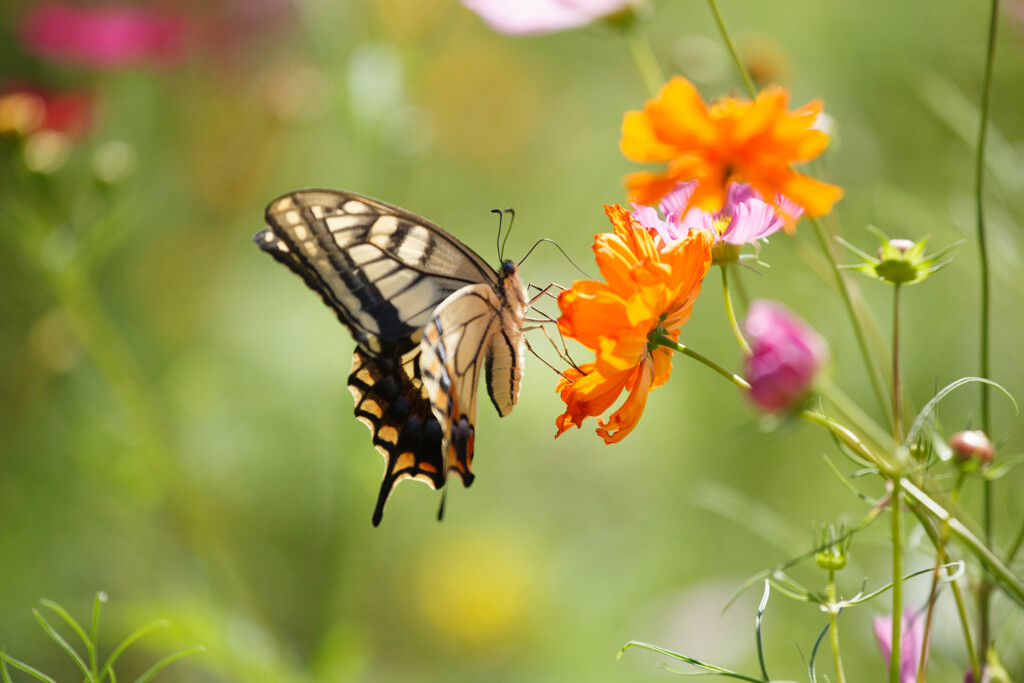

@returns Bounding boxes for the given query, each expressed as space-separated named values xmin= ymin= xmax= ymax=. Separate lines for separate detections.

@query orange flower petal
xmin=779 ymin=173 xmax=844 ymax=217
xmin=620 ymin=110 xmax=679 ymax=162
xmin=620 ymin=76 xmax=841 ymax=217
xmin=555 ymin=363 xmax=631 ymax=437
xmin=595 ymin=359 xmax=654 ymax=444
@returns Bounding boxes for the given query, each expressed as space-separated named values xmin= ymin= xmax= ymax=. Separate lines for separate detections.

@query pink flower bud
xmin=876 ymin=238 xmax=915 ymax=259
xmin=743 ymin=300 xmax=827 ymax=413
xmin=949 ymin=430 xmax=995 ymax=464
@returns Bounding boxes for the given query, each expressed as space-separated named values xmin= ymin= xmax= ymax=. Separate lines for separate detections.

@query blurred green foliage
xmin=1 ymin=0 xmax=1022 ymax=680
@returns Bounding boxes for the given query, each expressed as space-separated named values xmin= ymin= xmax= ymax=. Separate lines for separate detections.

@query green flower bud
xmin=838 ymin=226 xmax=962 ymax=286
xmin=815 ymin=522 xmax=850 ymax=572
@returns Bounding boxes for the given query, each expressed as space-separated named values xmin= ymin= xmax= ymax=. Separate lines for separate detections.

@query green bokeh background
xmin=1 ymin=0 xmax=1022 ymax=680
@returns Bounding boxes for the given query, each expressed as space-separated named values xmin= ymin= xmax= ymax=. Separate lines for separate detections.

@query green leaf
xmin=98 ymin=621 xmax=170 ymax=681
xmin=905 ymin=377 xmax=1017 ymax=447
xmin=39 ymin=600 xmax=91 ymax=652
xmin=32 ymin=609 xmax=91 ymax=681
xmin=0 ymin=654 xmax=58 ymax=683
xmin=754 ymin=582 xmax=770 ymax=681
xmin=131 ymin=646 xmax=204 ymax=683
xmin=806 ymin=618 xmax=832 ymax=683
xmin=982 ymin=453 xmax=1024 ymax=480
xmin=90 ymin=593 xmax=107 ymax=680
xmin=618 ymin=642 xmax=762 ymax=682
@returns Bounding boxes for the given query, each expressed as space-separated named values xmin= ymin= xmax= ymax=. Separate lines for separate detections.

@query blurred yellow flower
xmin=415 ymin=531 xmax=537 ymax=652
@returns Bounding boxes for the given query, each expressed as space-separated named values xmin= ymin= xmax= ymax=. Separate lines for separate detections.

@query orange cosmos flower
xmin=555 ymin=204 xmax=713 ymax=444
xmin=621 ymin=76 xmax=842 ymax=218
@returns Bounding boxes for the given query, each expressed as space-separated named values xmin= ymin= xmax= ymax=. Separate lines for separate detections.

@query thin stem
xmin=890 ymin=480 xmax=904 ymax=683
xmin=975 ymin=0 xmax=1000 ymax=655
xmin=976 ymin=0 xmax=998 ymax=438
xmin=621 ymin=20 xmax=663 ymax=97
xmin=706 ymin=0 xmax=757 ymax=98
xmin=1008 ymin=516 xmax=1024 ymax=563
xmin=720 ymin=265 xmax=752 ymax=356
xmin=827 ymin=570 xmax=847 ymax=683
xmin=892 ymin=285 xmax=903 ymax=441
xmin=918 ymin=472 xmax=979 ymax=682
xmin=901 ymin=479 xmax=1024 ymax=605
xmin=810 ymin=216 xmax=892 ymax=422
xmin=797 ymin=411 xmax=1024 ymax=606
xmin=656 ymin=337 xmax=750 ymax=390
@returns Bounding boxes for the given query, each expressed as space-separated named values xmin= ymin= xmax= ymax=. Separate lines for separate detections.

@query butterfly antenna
xmin=518 ymin=238 xmax=596 ymax=280
xmin=500 ymin=208 xmax=515 ymax=262
xmin=492 ymin=209 xmax=505 ymax=262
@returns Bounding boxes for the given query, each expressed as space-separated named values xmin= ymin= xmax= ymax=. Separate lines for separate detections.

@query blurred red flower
xmin=0 ymin=86 xmax=94 ymax=139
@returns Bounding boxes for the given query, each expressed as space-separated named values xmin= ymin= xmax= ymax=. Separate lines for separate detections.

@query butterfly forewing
xmin=260 ymin=190 xmax=497 ymax=353
xmin=256 ymin=189 xmax=526 ymax=525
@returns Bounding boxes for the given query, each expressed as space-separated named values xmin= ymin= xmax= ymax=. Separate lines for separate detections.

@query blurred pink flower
xmin=742 ymin=300 xmax=827 ymax=413
xmin=461 ymin=0 xmax=636 ymax=35
xmin=20 ymin=3 xmax=189 ymax=70
xmin=632 ymin=181 xmax=802 ymax=248
xmin=873 ymin=608 xmax=926 ymax=683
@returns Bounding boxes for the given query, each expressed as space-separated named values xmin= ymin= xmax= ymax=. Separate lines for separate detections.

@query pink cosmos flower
xmin=20 ymin=3 xmax=189 ymax=70
xmin=461 ymin=0 xmax=636 ymax=36
xmin=742 ymin=300 xmax=827 ymax=413
xmin=632 ymin=180 xmax=803 ymax=248
xmin=873 ymin=608 xmax=926 ymax=683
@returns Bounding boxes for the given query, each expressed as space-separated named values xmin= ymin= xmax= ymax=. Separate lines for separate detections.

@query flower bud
xmin=949 ymin=430 xmax=994 ymax=465
xmin=815 ymin=523 xmax=850 ymax=571
xmin=742 ymin=300 xmax=827 ymax=413
xmin=841 ymin=227 xmax=960 ymax=286
xmin=876 ymin=238 xmax=914 ymax=259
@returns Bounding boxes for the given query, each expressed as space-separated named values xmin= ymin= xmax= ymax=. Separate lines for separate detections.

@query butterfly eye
xmin=501 ymin=260 xmax=517 ymax=276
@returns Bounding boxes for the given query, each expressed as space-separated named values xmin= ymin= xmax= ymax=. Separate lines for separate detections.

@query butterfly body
xmin=256 ymin=189 xmax=526 ymax=525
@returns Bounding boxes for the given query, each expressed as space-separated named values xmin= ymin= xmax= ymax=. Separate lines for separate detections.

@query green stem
xmin=1008 ymin=516 xmax=1024 ymax=563
xmin=918 ymin=472 xmax=978 ymax=683
xmin=656 ymin=336 xmax=750 ymax=390
xmin=798 ymin=411 xmax=1024 ymax=606
xmin=720 ymin=265 xmax=752 ymax=356
xmin=975 ymin=0 xmax=1000 ymax=655
xmin=818 ymin=381 xmax=897 ymax=456
xmin=810 ymin=216 xmax=892 ymax=423
xmin=892 ymin=285 xmax=903 ymax=441
xmin=890 ymin=480 xmax=904 ymax=683
xmin=706 ymin=0 xmax=757 ymax=98
xmin=901 ymin=479 xmax=1024 ymax=605
xmin=37 ymin=260 xmax=274 ymax=635
xmin=827 ymin=570 xmax=847 ymax=683
xmin=621 ymin=20 xmax=664 ymax=97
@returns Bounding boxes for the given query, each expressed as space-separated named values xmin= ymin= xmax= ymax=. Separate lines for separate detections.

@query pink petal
xmin=462 ymin=0 xmax=634 ymax=35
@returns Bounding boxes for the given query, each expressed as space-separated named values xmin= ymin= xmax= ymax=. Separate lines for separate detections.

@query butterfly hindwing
xmin=347 ymin=345 xmax=451 ymax=526
xmin=257 ymin=189 xmax=527 ymax=524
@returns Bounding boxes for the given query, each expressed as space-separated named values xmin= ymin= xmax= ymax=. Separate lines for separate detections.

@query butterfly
xmin=255 ymin=189 xmax=529 ymax=525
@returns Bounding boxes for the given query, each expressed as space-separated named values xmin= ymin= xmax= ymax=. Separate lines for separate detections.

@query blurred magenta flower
xmin=742 ymin=300 xmax=827 ymax=412
xmin=633 ymin=181 xmax=802 ymax=254
xmin=873 ymin=608 xmax=926 ymax=683
xmin=20 ymin=3 xmax=189 ymax=69
xmin=461 ymin=0 xmax=637 ymax=35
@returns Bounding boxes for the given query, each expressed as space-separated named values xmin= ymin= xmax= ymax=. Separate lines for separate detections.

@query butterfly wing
xmin=258 ymin=189 xmax=497 ymax=353
xmin=419 ymin=277 xmax=526 ymax=487
xmin=256 ymin=189 xmax=501 ymax=524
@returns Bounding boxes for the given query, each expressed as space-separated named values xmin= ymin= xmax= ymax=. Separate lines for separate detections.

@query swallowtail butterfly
xmin=256 ymin=189 xmax=528 ymax=525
